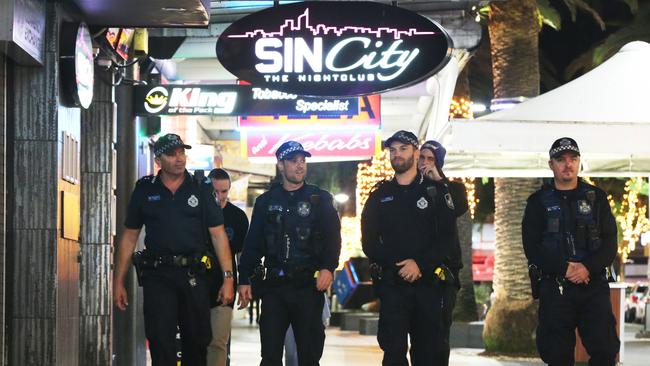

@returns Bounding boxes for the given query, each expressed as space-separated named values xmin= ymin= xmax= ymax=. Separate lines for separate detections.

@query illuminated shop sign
xmin=243 ymin=129 xmax=380 ymax=161
xmin=216 ymin=1 xmax=452 ymax=96
xmin=239 ymin=94 xmax=380 ymax=128
xmin=133 ymin=84 xmax=359 ymax=117
xmin=60 ymin=22 xmax=94 ymax=109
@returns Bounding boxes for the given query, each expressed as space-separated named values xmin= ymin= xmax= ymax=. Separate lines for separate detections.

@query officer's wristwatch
xmin=223 ymin=270 xmax=234 ymax=279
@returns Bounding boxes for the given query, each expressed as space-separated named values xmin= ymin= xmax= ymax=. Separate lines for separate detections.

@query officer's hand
xmin=218 ymin=279 xmax=235 ymax=305
xmin=396 ymin=259 xmax=422 ymax=283
xmin=238 ymin=285 xmax=252 ymax=309
xmin=316 ymin=269 xmax=334 ymax=291
xmin=114 ymin=283 xmax=129 ymax=311
xmin=566 ymin=262 xmax=590 ymax=284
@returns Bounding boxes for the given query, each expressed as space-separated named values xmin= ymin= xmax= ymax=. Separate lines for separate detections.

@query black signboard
xmin=216 ymin=1 xmax=452 ymax=97
xmin=60 ymin=22 xmax=94 ymax=109
xmin=133 ymin=84 xmax=359 ymax=117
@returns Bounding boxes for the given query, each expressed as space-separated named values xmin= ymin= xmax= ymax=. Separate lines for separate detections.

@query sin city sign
xmin=216 ymin=1 xmax=452 ymax=97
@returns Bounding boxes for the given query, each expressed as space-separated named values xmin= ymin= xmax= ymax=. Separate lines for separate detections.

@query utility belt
xmin=132 ymin=250 xmax=213 ymax=286
xmin=369 ymin=263 xmax=453 ymax=286
xmin=251 ymin=265 xmax=318 ymax=288
xmin=528 ymin=263 xmax=607 ymax=299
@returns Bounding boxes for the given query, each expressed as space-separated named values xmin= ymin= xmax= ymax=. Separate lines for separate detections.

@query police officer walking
xmin=523 ymin=137 xmax=620 ymax=366
xmin=113 ymin=133 xmax=235 ymax=366
xmin=237 ymin=141 xmax=341 ymax=366
xmin=207 ymin=168 xmax=250 ymax=366
xmin=361 ymin=131 xmax=457 ymax=366
xmin=418 ymin=140 xmax=469 ymax=366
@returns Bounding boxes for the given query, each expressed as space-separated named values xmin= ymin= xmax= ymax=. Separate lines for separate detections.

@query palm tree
xmin=448 ymin=68 xmax=479 ymax=321
xmin=481 ymin=0 xmax=542 ymax=355
xmin=453 ymin=210 xmax=478 ymax=321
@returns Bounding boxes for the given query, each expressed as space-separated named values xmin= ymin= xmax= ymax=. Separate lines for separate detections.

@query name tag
xmin=268 ymin=205 xmax=283 ymax=211
xmin=147 ymin=195 xmax=161 ymax=202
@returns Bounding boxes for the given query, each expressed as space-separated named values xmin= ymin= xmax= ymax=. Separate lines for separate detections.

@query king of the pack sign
xmin=216 ymin=1 xmax=453 ymax=97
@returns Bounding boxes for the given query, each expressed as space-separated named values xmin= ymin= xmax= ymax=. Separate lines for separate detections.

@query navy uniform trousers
xmin=259 ymin=283 xmax=325 ymax=366
xmin=142 ymin=267 xmax=212 ymax=366
xmin=377 ymin=281 xmax=443 ymax=366
xmin=537 ymin=278 xmax=619 ymax=366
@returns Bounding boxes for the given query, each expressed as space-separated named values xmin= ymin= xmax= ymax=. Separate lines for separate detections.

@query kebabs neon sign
xmin=217 ymin=1 xmax=452 ymax=97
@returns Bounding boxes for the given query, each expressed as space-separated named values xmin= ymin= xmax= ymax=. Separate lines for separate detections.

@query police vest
xmin=540 ymin=181 xmax=601 ymax=261
xmin=263 ymin=184 xmax=322 ymax=271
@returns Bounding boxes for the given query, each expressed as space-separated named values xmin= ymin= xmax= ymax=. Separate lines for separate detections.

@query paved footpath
xmin=229 ymin=312 xmax=650 ymax=365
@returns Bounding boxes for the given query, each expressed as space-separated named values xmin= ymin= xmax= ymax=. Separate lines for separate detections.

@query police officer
xmin=418 ymin=140 xmax=469 ymax=366
xmin=207 ymin=168 xmax=250 ymax=366
xmin=522 ymin=137 xmax=620 ymax=366
xmin=237 ymin=141 xmax=341 ymax=366
xmin=361 ymin=131 xmax=457 ymax=366
xmin=113 ymin=133 xmax=235 ymax=366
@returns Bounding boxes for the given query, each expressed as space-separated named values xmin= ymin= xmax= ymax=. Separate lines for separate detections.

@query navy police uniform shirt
xmin=124 ymin=170 xmax=224 ymax=255
xmin=361 ymin=174 xmax=457 ymax=275
xmin=238 ymin=183 xmax=341 ymax=285
xmin=522 ymin=179 xmax=617 ymax=277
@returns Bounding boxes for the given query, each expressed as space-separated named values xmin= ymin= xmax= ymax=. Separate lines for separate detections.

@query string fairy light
xmin=585 ymin=177 xmax=649 ymax=264
xmin=457 ymin=177 xmax=478 ymax=219
xmin=449 ymin=97 xmax=474 ymax=119
xmin=607 ymin=178 xmax=649 ymax=263
xmin=356 ymin=149 xmax=393 ymax=212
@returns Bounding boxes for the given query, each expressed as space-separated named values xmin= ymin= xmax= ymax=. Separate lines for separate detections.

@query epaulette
xmin=136 ymin=175 xmax=155 ymax=185
xmin=541 ymin=178 xmax=554 ymax=190
xmin=370 ymin=179 xmax=388 ymax=193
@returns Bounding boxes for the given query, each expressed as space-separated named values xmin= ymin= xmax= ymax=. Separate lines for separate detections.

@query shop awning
xmin=438 ymin=41 xmax=650 ymax=177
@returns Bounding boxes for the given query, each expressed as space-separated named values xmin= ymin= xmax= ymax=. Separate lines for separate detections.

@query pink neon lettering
xmin=228 ymin=8 xmax=437 ymax=41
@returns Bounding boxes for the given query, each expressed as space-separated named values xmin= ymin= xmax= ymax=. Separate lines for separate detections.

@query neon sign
xmin=133 ymin=84 xmax=360 ymax=117
xmin=217 ymin=1 xmax=452 ymax=96
xmin=239 ymin=94 xmax=379 ymax=128
xmin=243 ymin=129 xmax=380 ymax=162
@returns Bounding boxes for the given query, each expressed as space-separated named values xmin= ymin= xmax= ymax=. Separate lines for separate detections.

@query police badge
xmin=297 ymin=201 xmax=311 ymax=217
xmin=444 ymin=193 xmax=455 ymax=210
xmin=578 ymin=200 xmax=592 ymax=215
xmin=187 ymin=194 xmax=199 ymax=208
xmin=416 ymin=197 xmax=428 ymax=209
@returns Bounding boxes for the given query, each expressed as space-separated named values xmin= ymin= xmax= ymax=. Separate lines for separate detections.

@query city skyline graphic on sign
xmin=227 ymin=8 xmax=438 ymax=40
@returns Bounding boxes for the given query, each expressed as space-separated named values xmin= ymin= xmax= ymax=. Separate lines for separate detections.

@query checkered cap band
xmin=549 ymin=137 xmax=580 ymax=158
xmin=154 ymin=134 xmax=191 ymax=156
xmin=549 ymin=144 xmax=580 ymax=157
xmin=276 ymin=141 xmax=311 ymax=160
xmin=385 ymin=130 xmax=419 ymax=148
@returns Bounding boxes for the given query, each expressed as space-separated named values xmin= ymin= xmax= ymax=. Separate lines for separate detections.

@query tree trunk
xmin=453 ymin=210 xmax=479 ymax=321
xmin=483 ymin=0 xmax=541 ymax=355
xmin=488 ymin=0 xmax=540 ymax=100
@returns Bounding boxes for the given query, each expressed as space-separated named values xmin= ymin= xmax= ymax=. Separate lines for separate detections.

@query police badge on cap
xmin=549 ymin=137 xmax=580 ymax=159
xmin=153 ymin=133 xmax=192 ymax=156
xmin=385 ymin=130 xmax=419 ymax=148
xmin=276 ymin=141 xmax=312 ymax=161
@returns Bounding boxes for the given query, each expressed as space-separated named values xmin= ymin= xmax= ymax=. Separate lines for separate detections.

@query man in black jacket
xmin=207 ymin=168 xmax=249 ymax=366
xmin=361 ymin=131 xmax=457 ymax=366
xmin=522 ymin=137 xmax=620 ymax=366
xmin=418 ymin=140 xmax=469 ymax=366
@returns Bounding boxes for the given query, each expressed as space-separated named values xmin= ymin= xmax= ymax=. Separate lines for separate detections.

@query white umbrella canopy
xmin=441 ymin=41 xmax=650 ymax=177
